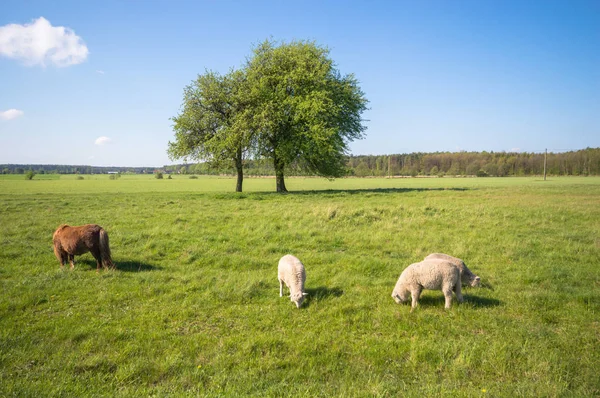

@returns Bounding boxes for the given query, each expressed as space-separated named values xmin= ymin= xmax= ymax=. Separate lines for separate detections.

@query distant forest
xmin=2 ymin=147 xmax=599 ymax=177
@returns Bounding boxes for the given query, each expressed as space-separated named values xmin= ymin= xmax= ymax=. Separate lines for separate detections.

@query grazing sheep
xmin=424 ymin=253 xmax=481 ymax=287
xmin=391 ymin=260 xmax=462 ymax=310
xmin=278 ymin=254 xmax=308 ymax=308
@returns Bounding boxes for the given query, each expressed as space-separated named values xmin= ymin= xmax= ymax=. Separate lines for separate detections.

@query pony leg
xmin=68 ymin=255 xmax=75 ymax=270
xmin=90 ymin=248 xmax=102 ymax=271
xmin=53 ymin=244 xmax=66 ymax=269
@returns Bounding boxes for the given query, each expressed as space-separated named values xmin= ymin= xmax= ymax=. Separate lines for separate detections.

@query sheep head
xmin=392 ymin=288 xmax=409 ymax=304
xmin=291 ymin=292 xmax=308 ymax=308
xmin=470 ymin=275 xmax=481 ymax=287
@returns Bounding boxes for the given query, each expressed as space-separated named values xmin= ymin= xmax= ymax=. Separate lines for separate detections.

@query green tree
xmin=25 ymin=170 xmax=35 ymax=180
xmin=245 ymin=39 xmax=369 ymax=192
xmin=168 ymin=69 xmax=252 ymax=192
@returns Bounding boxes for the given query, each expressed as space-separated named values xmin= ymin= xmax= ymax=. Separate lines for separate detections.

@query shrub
xmin=25 ymin=170 xmax=35 ymax=180
xmin=476 ymin=169 xmax=489 ymax=177
xmin=167 ymin=175 xmax=172 ymax=179
xmin=189 ymin=175 xmax=198 ymax=179
xmin=76 ymin=176 xmax=84 ymax=180
xmin=155 ymin=172 xmax=164 ymax=179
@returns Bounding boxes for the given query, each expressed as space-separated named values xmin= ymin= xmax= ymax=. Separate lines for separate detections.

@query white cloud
xmin=96 ymin=70 xmax=105 ymax=74
xmin=0 ymin=109 xmax=24 ymax=120
xmin=0 ymin=17 xmax=89 ymax=67
xmin=95 ymin=136 xmax=112 ymax=146
xmin=510 ymin=147 xmax=521 ymax=152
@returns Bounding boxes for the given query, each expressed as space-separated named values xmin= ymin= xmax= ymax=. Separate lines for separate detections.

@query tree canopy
xmin=168 ymin=69 xmax=251 ymax=192
xmin=245 ymin=39 xmax=369 ymax=192
xmin=168 ymin=39 xmax=369 ymax=192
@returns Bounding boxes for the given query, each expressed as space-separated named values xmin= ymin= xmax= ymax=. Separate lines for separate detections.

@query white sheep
xmin=424 ymin=253 xmax=481 ymax=287
xmin=278 ymin=254 xmax=308 ymax=308
xmin=391 ymin=260 xmax=463 ymax=310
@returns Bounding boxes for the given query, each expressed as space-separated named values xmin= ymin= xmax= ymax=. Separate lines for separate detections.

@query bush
xmin=25 ymin=170 xmax=35 ymax=180
xmin=476 ymin=169 xmax=489 ymax=177
xmin=76 ymin=176 xmax=84 ymax=180
xmin=155 ymin=172 xmax=164 ymax=179
xmin=189 ymin=175 xmax=198 ymax=179
xmin=167 ymin=175 xmax=172 ymax=179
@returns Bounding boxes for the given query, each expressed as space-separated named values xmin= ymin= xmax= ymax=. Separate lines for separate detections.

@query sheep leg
xmin=279 ymin=278 xmax=284 ymax=297
xmin=454 ymin=281 xmax=463 ymax=303
xmin=410 ymin=286 xmax=422 ymax=311
xmin=442 ymin=286 xmax=453 ymax=309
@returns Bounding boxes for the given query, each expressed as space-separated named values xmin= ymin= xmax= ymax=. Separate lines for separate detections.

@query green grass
xmin=1 ymin=176 xmax=599 ymax=396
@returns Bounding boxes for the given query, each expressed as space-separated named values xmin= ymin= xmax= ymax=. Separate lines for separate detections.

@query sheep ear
xmin=303 ymin=293 xmax=308 ymax=296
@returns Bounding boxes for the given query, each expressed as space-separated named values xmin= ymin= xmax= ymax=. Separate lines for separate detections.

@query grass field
xmin=1 ymin=175 xmax=599 ymax=396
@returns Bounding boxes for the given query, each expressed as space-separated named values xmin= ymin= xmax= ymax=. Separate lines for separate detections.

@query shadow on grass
xmin=417 ymin=294 xmax=501 ymax=308
xmin=288 ymin=187 xmax=471 ymax=195
xmin=303 ymin=286 xmax=344 ymax=308
xmin=78 ymin=259 xmax=160 ymax=272
xmin=258 ymin=187 xmax=471 ymax=196
xmin=212 ymin=187 xmax=472 ymax=200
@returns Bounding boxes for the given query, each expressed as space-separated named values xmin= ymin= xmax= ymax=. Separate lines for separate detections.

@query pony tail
xmin=99 ymin=228 xmax=115 ymax=269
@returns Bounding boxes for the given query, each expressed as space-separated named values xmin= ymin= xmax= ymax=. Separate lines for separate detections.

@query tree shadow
xmin=77 ymin=259 xmax=160 ymax=272
xmin=257 ymin=187 xmax=471 ymax=196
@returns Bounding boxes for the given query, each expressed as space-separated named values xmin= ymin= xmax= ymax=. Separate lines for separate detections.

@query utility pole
xmin=543 ymin=148 xmax=547 ymax=181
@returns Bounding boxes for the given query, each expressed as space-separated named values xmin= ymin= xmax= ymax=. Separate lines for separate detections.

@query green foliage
xmin=0 ymin=176 xmax=599 ymax=396
xmin=155 ymin=172 xmax=163 ymax=179
xmin=246 ymin=39 xmax=369 ymax=191
xmin=189 ymin=175 xmax=198 ymax=179
xmin=25 ymin=170 xmax=35 ymax=180
xmin=168 ymin=68 xmax=250 ymax=191
xmin=76 ymin=176 xmax=84 ymax=180
xmin=108 ymin=173 xmax=121 ymax=180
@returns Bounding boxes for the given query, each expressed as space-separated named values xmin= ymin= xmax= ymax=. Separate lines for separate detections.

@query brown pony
xmin=53 ymin=224 xmax=115 ymax=271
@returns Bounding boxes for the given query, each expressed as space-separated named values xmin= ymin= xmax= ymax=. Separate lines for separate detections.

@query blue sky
xmin=0 ymin=0 xmax=598 ymax=167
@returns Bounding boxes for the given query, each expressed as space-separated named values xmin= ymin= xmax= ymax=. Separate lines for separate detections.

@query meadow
xmin=0 ymin=175 xmax=598 ymax=396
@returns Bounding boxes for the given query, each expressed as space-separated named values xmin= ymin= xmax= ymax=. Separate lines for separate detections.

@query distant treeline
xmin=166 ymin=147 xmax=600 ymax=177
xmin=0 ymin=164 xmax=156 ymax=175
xmin=3 ymin=147 xmax=599 ymax=177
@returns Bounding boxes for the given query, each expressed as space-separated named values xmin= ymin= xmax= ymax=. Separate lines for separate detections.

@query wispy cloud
xmin=510 ymin=147 xmax=521 ymax=152
xmin=94 ymin=136 xmax=112 ymax=146
xmin=0 ymin=17 xmax=88 ymax=67
xmin=0 ymin=109 xmax=24 ymax=120
xmin=96 ymin=70 xmax=105 ymax=74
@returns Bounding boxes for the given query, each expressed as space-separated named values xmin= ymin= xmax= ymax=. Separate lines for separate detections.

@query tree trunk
xmin=273 ymin=153 xmax=287 ymax=193
xmin=235 ymin=148 xmax=243 ymax=192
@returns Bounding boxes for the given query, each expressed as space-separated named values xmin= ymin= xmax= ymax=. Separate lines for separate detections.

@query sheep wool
xmin=392 ymin=260 xmax=463 ymax=310
xmin=278 ymin=254 xmax=307 ymax=308
xmin=424 ymin=253 xmax=481 ymax=287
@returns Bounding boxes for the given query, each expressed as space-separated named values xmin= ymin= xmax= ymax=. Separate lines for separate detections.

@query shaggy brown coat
xmin=53 ymin=224 xmax=114 ymax=271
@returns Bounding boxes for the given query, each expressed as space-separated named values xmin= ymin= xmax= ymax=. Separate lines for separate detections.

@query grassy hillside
xmin=1 ymin=176 xmax=598 ymax=396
